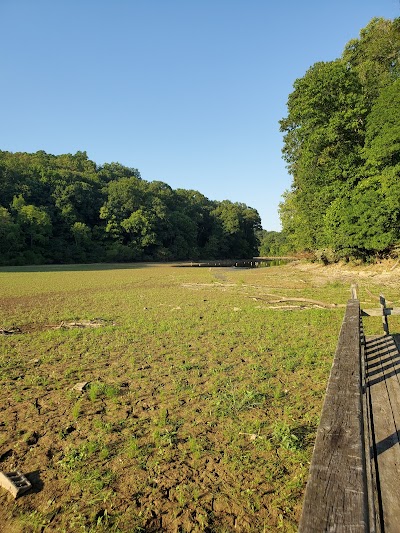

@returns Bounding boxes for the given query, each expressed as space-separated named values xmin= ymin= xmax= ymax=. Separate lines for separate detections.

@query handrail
xmin=298 ymin=297 xmax=369 ymax=531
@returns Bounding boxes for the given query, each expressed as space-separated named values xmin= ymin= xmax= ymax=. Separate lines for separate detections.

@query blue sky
xmin=1 ymin=1 xmax=399 ymax=230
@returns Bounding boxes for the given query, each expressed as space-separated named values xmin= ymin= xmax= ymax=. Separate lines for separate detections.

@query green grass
xmin=0 ymin=261 xmax=398 ymax=532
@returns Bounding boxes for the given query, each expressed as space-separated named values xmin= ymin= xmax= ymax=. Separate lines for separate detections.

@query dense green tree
xmin=342 ymin=17 xmax=400 ymax=104
xmin=11 ymin=195 xmax=52 ymax=262
xmin=363 ymin=79 xmax=400 ymax=172
xmin=0 ymin=149 xmax=262 ymax=265
xmin=279 ymin=17 xmax=400 ymax=259
xmin=324 ymin=177 xmax=396 ymax=257
xmin=258 ymin=230 xmax=288 ymax=257
xmin=0 ymin=207 xmax=21 ymax=262
xmin=280 ymin=59 xmax=366 ymax=249
xmin=97 ymin=162 xmax=141 ymax=183
xmin=99 ymin=177 xmax=146 ymax=241
xmin=361 ymin=79 xmax=400 ymax=247
xmin=210 ymin=201 xmax=261 ymax=258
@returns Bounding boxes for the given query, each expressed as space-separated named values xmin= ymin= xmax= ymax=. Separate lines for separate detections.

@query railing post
xmin=380 ymin=294 xmax=389 ymax=335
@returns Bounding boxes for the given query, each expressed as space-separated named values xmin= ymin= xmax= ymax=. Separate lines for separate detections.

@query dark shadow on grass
xmin=292 ymin=424 xmax=317 ymax=449
xmin=25 ymin=470 xmax=44 ymax=494
xmin=0 ymin=262 xmax=166 ymax=273
xmin=0 ymin=258 xmax=294 ymax=273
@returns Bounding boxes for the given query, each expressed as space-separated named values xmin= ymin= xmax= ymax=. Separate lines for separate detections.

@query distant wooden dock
xmin=182 ymin=257 xmax=293 ymax=268
xmin=299 ymin=288 xmax=400 ymax=532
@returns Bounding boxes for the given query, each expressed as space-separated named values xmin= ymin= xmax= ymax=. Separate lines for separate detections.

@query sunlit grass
xmin=0 ymin=261 xmax=398 ymax=531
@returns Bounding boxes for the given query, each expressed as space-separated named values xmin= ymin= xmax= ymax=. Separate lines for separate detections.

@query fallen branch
xmin=266 ymin=305 xmax=311 ymax=310
xmin=250 ymin=295 xmax=344 ymax=309
xmin=0 ymin=326 xmax=22 ymax=335
xmin=49 ymin=318 xmax=115 ymax=330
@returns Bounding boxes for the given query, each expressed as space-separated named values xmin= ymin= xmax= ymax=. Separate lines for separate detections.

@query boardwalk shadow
xmin=373 ymin=430 xmax=400 ymax=457
xmin=367 ymin=357 xmax=400 ymax=378
xmin=365 ymin=335 xmax=400 ymax=387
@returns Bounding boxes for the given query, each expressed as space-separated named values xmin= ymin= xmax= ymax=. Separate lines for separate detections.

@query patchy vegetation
xmin=0 ymin=262 xmax=399 ymax=532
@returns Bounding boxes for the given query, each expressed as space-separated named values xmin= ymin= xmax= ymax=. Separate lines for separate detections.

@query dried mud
xmin=0 ymin=261 xmax=398 ymax=532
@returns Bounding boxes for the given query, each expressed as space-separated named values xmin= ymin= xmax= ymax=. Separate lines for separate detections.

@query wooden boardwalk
xmin=364 ymin=334 xmax=400 ymax=533
xmin=299 ymin=295 xmax=400 ymax=532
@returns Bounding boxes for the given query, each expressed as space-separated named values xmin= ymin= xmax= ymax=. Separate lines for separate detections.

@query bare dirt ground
xmin=291 ymin=259 xmax=400 ymax=288
xmin=0 ymin=260 xmax=398 ymax=532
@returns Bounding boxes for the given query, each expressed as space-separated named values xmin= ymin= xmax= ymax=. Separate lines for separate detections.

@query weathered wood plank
xmin=365 ymin=335 xmax=400 ymax=533
xmin=299 ymin=300 xmax=368 ymax=532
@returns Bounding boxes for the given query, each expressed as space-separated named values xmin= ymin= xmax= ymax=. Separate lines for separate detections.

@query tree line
xmin=0 ymin=150 xmax=262 ymax=265
xmin=279 ymin=17 xmax=400 ymax=261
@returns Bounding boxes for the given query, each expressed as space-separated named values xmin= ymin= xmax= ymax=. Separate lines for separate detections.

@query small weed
xmin=88 ymin=381 xmax=120 ymax=401
xmin=241 ymin=488 xmax=261 ymax=512
xmin=125 ymin=437 xmax=140 ymax=459
xmin=179 ymin=361 xmax=199 ymax=371
xmin=213 ymin=382 xmax=267 ymax=417
xmin=70 ymin=468 xmax=116 ymax=494
xmin=153 ymin=428 xmax=178 ymax=448
xmin=173 ymin=377 xmax=193 ymax=392
xmin=59 ymin=440 xmax=100 ymax=469
xmin=272 ymin=421 xmax=301 ymax=451
xmin=93 ymin=419 xmax=115 ymax=433
xmin=18 ymin=510 xmax=49 ymax=532
xmin=99 ymin=446 xmax=110 ymax=460
xmin=25 ymin=373 xmax=49 ymax=387
xmin=273 ymin=384 xmax=286 ymax=401
xmin=187 ymin=436 xmax=203 ymax=460
xmin=175 ymin=484 xmax=188 ymax=508
xmin=72 ymin=399 xmax=83 ymax=419
xmin=155 ymin=408 xmax=169 ymax=427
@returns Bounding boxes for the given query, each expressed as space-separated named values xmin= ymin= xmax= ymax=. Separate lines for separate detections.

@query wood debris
xmin=49 ymin=318 xmax=115 ymax=330
xmin=239 ymin=432 xmax=265 ymax=441
xmin=71 ymin=381 xmax=89 ymax=392
xmin=0 ymin=326 xmax=22 ymax=335
xmin=0 ymin=471 xmax=32 ymax=498
xmin=250 ymin=295 xmax=345 ymax=309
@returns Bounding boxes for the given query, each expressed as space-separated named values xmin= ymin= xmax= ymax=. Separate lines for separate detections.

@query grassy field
xmin=0 ymin=261 xmax=399 ymax=532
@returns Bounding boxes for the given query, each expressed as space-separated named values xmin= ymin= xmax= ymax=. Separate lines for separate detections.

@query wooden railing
xmin=362 ymin=294 xmax=400 ymax=335
xmin=298 ymin=296 xmax=370 ymax=531
xmin=299 ymin=287 xmax=399 ymax=531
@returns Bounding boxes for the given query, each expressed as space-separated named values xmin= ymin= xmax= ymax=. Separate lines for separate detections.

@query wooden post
xmin=351 ymin=283 xmax=358 ymax=300
xmin=380 ymin=294 xmax=389 ymax=335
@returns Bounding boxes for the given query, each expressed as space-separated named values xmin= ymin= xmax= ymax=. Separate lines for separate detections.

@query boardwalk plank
xmin=365 ymin=335 xmax=400 ymax=533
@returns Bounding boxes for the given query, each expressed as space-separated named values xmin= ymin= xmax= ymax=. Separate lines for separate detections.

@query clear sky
xmin=1 ymin=0 xmax=399 ymax=230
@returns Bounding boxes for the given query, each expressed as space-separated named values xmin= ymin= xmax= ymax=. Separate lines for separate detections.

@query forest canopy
xmin=279 ymin=17 xmax=400 ymax=260
xmin=0 ymin=150 xmax=262 ymax=265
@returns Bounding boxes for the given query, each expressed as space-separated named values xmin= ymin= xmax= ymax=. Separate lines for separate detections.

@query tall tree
xmin=342 ymin=17 xmax=400 ymax=104
xmin=280 ymin=60 xmax=366 ymax=249
xmin=279 ymin=17 xmax=400 ymax=259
